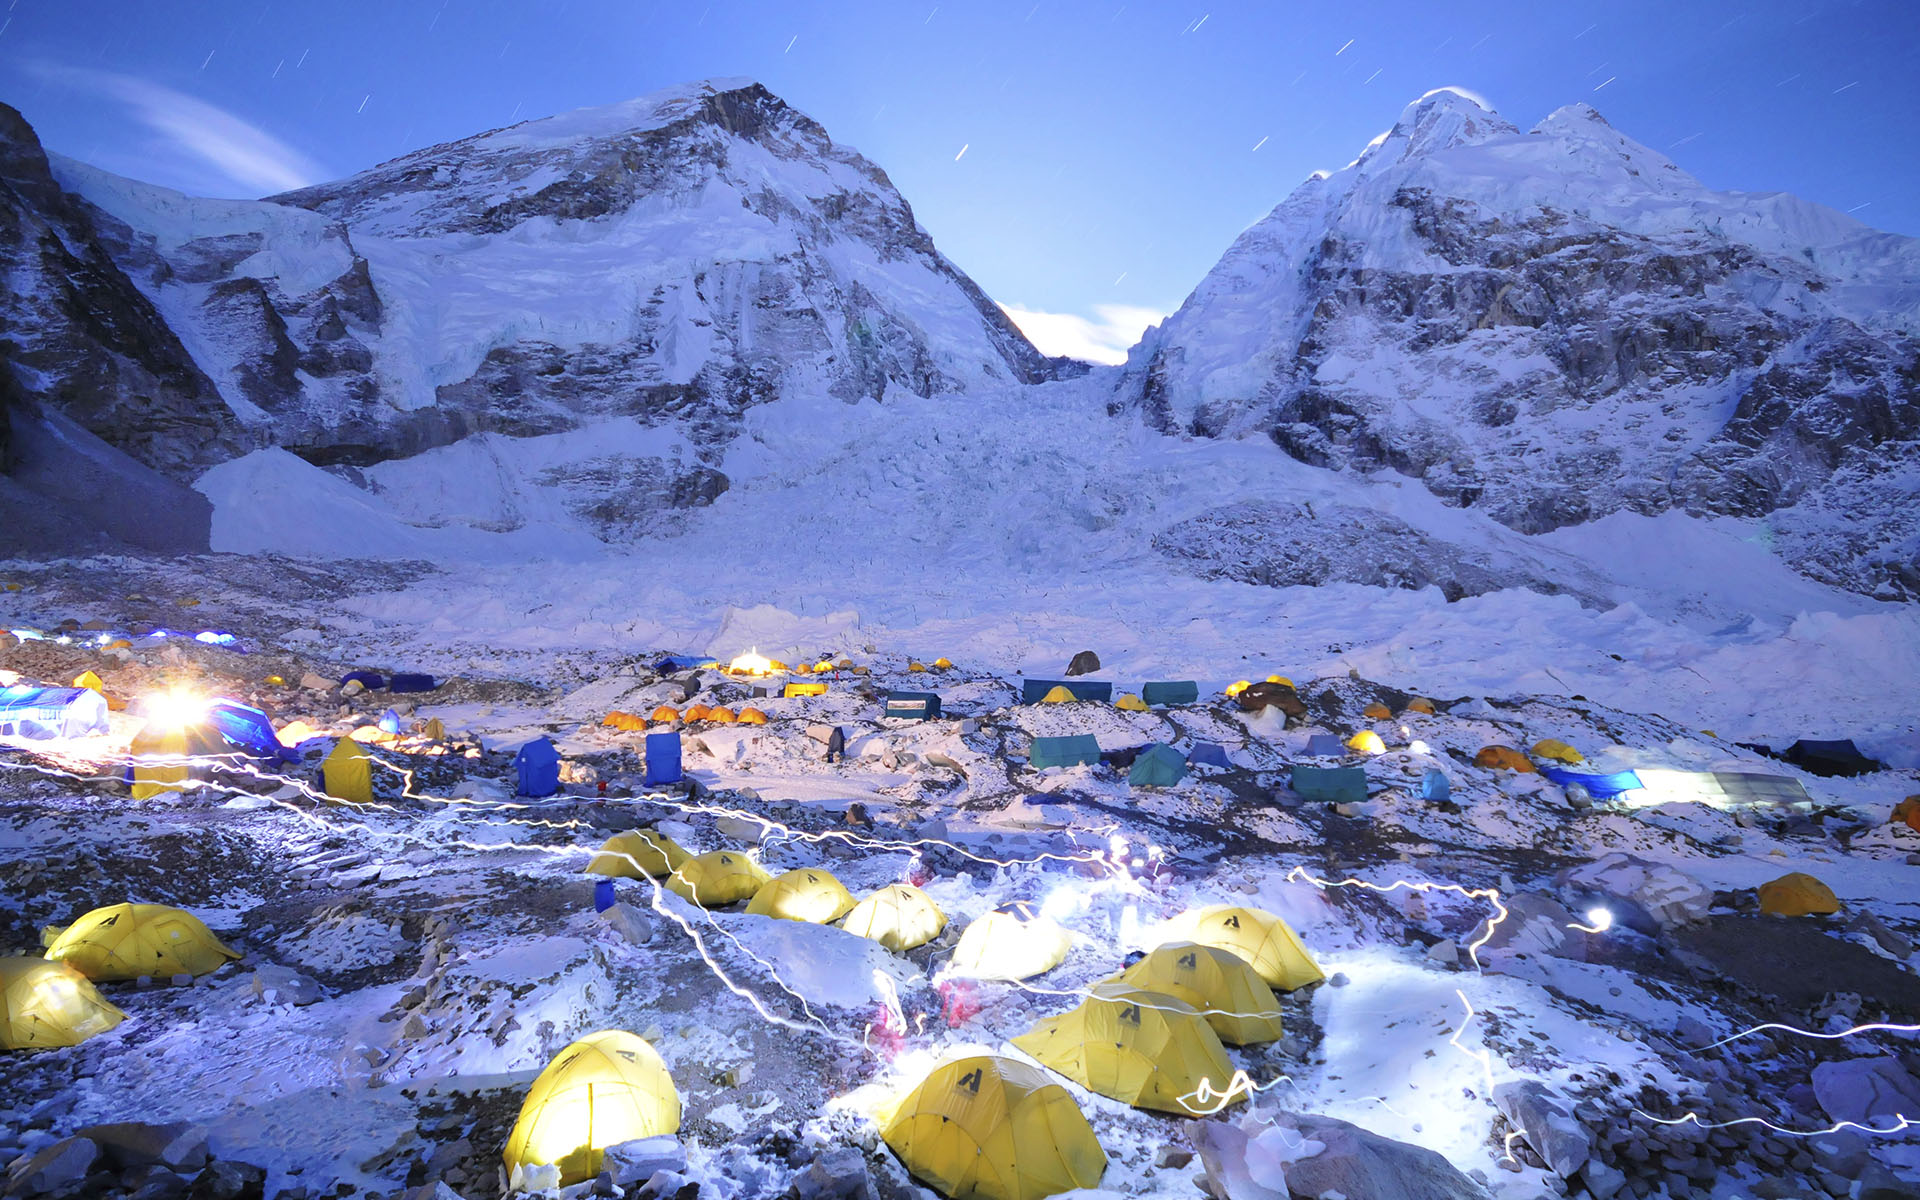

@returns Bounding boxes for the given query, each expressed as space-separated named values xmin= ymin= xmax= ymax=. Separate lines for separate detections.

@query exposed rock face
xmin=1122 ymin=91 xmax=1920 ymax=598
xmin=1 ymin=80 xmax=1061 ymax=547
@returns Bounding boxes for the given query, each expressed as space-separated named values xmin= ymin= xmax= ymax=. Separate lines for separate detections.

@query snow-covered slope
xmin=1122 ymin=89 xmax=1919 ymax=599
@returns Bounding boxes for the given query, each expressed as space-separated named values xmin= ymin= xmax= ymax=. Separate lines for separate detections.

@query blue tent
xmin=389 ymin=673 xmax=437 ymax=693
xmin=1418 ymin=768 xmax=1451 ymax=802
xmin=377 ymin=708 xmax=402 ymax=735
xmin=885 ymin=690 xmax=942 ymax=719
xmin=1128 ymin=743 xmax=1187 ymax=787
xmin=643 ymin=731 xmax=683 ymax=786
xmin=514 ymin=737 xmax=562 ymax=798
xmin=1290 ymin=765 xmax=1368 ymax=804
xmin=1187 ymin=742 xmax=1230 ymax=769
xmin=1304 ymin=733 xmax=1345 ymax=757
xmin=1540 ymin=767 xmax=1643 ymax=799
xmin=1030 ymin=734 xmax=1101 ymax=769
xmin=1140 ymin=681 xmax=1199 ymax=706
xmin=0 ymin=687 xmax=110 ymax=740
xmin=206 ymin=699 xmax=297 ymax=762
xmin=1021 ymin=679 xmax=1113 ymax=704
xmin=655 ymin=655 xmax=719 ymax=674
xmin=340 ymin=671 xmax=386 ymax=691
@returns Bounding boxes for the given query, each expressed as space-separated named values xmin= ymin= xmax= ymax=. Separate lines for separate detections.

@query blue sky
xmin=3 ymin=0 xmax=1915 ymax=362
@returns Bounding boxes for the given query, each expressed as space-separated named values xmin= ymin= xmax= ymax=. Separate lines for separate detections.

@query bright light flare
xmin=142 ymin=690 xmax=208 ymax=729
xmin=1568 ymin=906 xmax=1613 ymax=934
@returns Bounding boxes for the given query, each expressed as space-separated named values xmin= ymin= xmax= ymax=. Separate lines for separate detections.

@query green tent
xmin=1030 ymin=735 xmax=1102 ymax=769
xmin=1140 ymin=681 xmax=1199 ymax=706
xmin=1127 ymin=743 xmax=1187 ymax=787
xmin=1290 ymin=765 xmax=1367 ymax=804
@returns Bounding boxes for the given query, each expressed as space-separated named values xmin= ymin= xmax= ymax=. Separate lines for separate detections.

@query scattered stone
xmin=397 ymin=1184 xmax=465 ymax=1200
xmin=1847 ymin=911 xmax=1914 ymax=960
xmin=1064 ymin=651 xmax=1100 ymax=677
xmin=187 ymin=1160 xmax=266 ymax=1200
xmin=1269 ymin=1112 xmax=1491 ymax=1200
xmin=790 ymin=1148 xmax=875 ymax=1200
xmin=1426 ymin=939 xmax=1459 ymax=966
xmin=1556 ymin=853 xmax=1713 ymax=932
xmin=598 ymin=902 xmax=654 ymax=946
xmin=1193 ymin=1121 xmax=1286 ymax=1200
xmin=341 ymin=679 xmax=366 ymax=697
xmin=1857 ymin=1162 xmax=1920 ymax=1200
xmin=716 ymin=1061 xmax=755 ymax=1087
xmin=1580 ymin=1158 xmax=1628 ymax=1199
xmin=1327 ymin=972 xmax=1349 ymax=987
xmin=251 ymin=965 xmax=322 ymax=1007
xmin=1493 ymin=1081 xmax=1590 ymax=1178
xmin=715 ymin=815 xmax=765 ymax=842
xmin=300 ymin=673 xmax=333 ymax=692
xmin=1812 ymin=1056 xmax=1920 ymax=1125
xmin=1154 ymin=1146 xmax=1193 ymax=1169
xmin=5 ymin=1137 xmax=98 ymax=1197
xmin=75 ymin=1122 xmax=209 ymax=1174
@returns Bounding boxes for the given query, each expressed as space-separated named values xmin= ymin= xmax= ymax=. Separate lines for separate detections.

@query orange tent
xmin=684 ymin=704 xmax=712 ymax=722
xmin=1475 ymin=746 xmax=1536 ymax=773
xmin=1894 ymin=796 xmax=1920 ymax=833
xmin=602 ymin=711 xmax=647 ymax=732
xmin=1362 ymin=702 xmax=1392 ymax=720
xmin=649 ymin=706 xmax=680 ymax=723
xmin=707 ymin=707 xmax=737 ymax=724
xmin=737 ymin=708 xmax=767 ymax=725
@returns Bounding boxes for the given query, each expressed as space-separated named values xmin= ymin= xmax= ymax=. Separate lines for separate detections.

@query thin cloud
xmin=1001 ymin=303 xmax=1167 ymax=365
xmin=25 ymin=62 xmax=326 ymax=196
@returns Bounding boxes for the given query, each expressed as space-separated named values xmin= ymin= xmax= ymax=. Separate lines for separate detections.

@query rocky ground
xmin=2 ymin=560 xmax=1918 ymax=1200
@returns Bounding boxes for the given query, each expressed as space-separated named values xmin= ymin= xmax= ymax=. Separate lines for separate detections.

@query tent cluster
xmin=604 ymin=706 xmax=769 ymax=730
xmin=6 ymin=903 xmax=237 ymax=1052
xmin=881 ymin=903 xmax=1323 ymax=1199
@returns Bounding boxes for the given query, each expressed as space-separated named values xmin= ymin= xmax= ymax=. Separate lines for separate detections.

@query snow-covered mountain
xmin=1120 ymin=88 xmax=1919 ymax=599
xmin=0 ymin=79 xmax=1070 ymax=548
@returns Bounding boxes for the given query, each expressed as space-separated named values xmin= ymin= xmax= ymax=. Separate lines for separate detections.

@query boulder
xmin=1857 ymin=1163 xmax=1920 ymax=1200
xmin=1811 ymin=1056 xmax=1920 ymax=1126
xmin=185 ymin=1160 xmax=264 ymax=1200
xmin=299 ymin=673 xmax=332 ymax=693
xmin=1193 ymin=1122 xmax=1287 ymax=1200
xmin=1258 ymin=1112 xmax=1491 ymax=1200
xmin=1064 ymin=651 xmax=1100 ymax=677
xmin=1481 ymin=893 xmax=1582 ymax=960
xmin=1236 ymin=682 xmax=1305 ymax=718
xmin=598 ymin=902 xmax=655 ymax=946
xmin=1493 ymin=1081 xmax=1590 ymax=1178
xmin=790 ymin=1148 xmax=876 ymax=1200
xmin=1555 ymin=853 xmax=1712 ymax=933
xmin=602 ymin=1138 xmax=686 ymax=1189
xmin=1580 ymin=1160 xmax=1628 ymax=1200
xmin=4 ymin=1137 xmax=97 ymax=1197
xmin=251 ymin=965 xmax=321 ymax=1007
xmin=73 ymin=1122 xmax=208 ymax=1174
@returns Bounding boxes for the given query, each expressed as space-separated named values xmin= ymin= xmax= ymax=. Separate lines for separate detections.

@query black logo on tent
xmin=101 ymin=915 xmax=119 ymax=926
xmin=617 ymin=1050 xmax=637 ymax=1062
xmin=956 ymin=1068 xmax=982 ymax=1094
xmin=1177 ymin=952 xmax=1198 ymax=970
xmin=1118 ymin=1003 xmax=1142 ymax=1025
xmin=719 ymin=855 xmax=733 ymax=864
xmin=806 ymin=874 xmax=819 ymax=883
xmin=1223 ymin=915 xmax=1240 ymax=929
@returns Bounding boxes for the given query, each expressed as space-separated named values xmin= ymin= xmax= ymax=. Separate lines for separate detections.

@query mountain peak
xmin=1361 ymin=87 xmax=1518 ymax=167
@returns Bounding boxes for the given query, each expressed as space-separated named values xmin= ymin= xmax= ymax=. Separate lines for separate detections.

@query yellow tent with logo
xmin=503 ymin=1030 xmax=680 ymax=1187
xmin=745 ymin=868 xmax=857 ymax=924
xmin=44 ymin=903 xmax=238 ymax=981
xmin=1114 ymin=694 xmax=1148 ymax=712
xmin=1039 ymin=686 xmax=1076 ymax=704
xmin=666 ymin=851 xmax=770 ymax=907
xmin=323 ymin=738 xmax=373 ymax=805
xmin=880 ymin=1055 xmax=1105 ymax=1200
xmin=1111 ymin=942 xmax=1283 ymax=1045
xmin=1345 ymin=730 xmax=1386 ymax=755
xmin=586 ymin=830 xmax=690 ymax=880
xmin=842 ymin=884 xmax=947 ymax=952
xmin=1 ymin=958 xmax=125 ymax=1050
xmin=1531 ymin=739 xmax=1584 ymax=764
xmin=946 ymin=903 xmax=1070 ymax=982
xmin=1758 ymin=872 xmax=1840 ymax=917
xmin=1013 ymin=983 xmax=1240 ymax=1115
xmin=1166 ymin=905 xmax=1324 ymax=992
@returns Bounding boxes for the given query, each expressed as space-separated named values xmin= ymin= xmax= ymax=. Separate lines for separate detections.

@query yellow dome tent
xmin=1531 ymin=739 xmax=1584 ymax=764
xmin=946 ymin=903 xmax=1071 ymax=982
xmin=1362 ymin=701 xmax=1393 ymax=720
xmin=73 ymin=670 xmax=123 ymax=710
xmin=1039 ymin=686 xmax=1076 ymax=704
xmin=1406 ymin=697 xmax=1436 ymax=714
xmin=737 ymin=708 xmax=767 ymax=725
xmin=323 ymin=738 xmax=373 ymax=805
xmin=1224 ymin=681 xmax=1251 ymax=698
xmin=44 ymin=903 xmax=238 ymax=981
xmin=586 ymin=830 xmax=690 ymax=880
xmin=649 ymin=705 xmax=681 ymax=723
xmin=1111 ymin=942 xmax=1283 ymax=1045
xmin=1474 ymin=745 xmax=1536 ymax=773
xmin=1345 ymin=730 xmax=1386 ymax=755
xmin=1114 ymin=694 xmax=1148 ymax=713
xmin=933 ymin=658 xmax=953 ymax=670
xmin=666 ymin=851 xmax=770 ymax=907
xmin=745 ymin=868 xmax=857 ymax=924
xmin=880 ymin=1055 xmax=1105 ymax=1200
xmin=683 ymin=704 xmax=712 ymax=723
xmin=1758 ymin=872 xmax=1840 ymax=917
xmin=1012 ymin=983 xmax=1240 ymax=1115
xmin=707 ymin=706 xmax=737 ymax=724
xmin=1167 ymin=906 xmax=1324 ymax=992
xmin=909 ymin=661 xmax=927 ymax=672
xmin=503 ymin=1030 xmax=680 ymax=1188
xmin=1 ymin=958 xmax=126 ymax=1050
xmin=1265 ymin=675 xmax=1293 ymax=687
xmin=128 ymin=720 xmax=230 ymax=800
xmin=842 ymin=884 xmax=947 ymax=952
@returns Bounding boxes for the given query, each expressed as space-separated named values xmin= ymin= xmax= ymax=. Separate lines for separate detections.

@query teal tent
xmin=1128 ymin=743 xmax=1187 ymax=787
xmin=1290 ymin=765 xmax=1367 ymax=804
xmin=1141 ymin=681 xmax=1199 ymax=706
xmin=1030 ymin=734 xmax=1101 ymax=769
xmin=1021 ymin=679 xmax=1113 ymax=704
